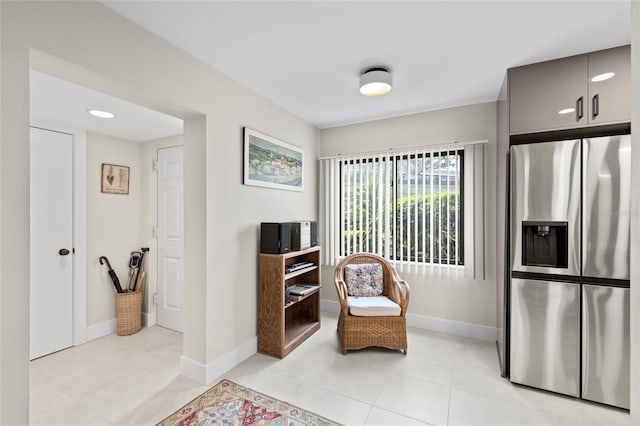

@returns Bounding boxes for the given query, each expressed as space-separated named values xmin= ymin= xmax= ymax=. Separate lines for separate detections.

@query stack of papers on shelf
xmin=288 ymin=284 xmax=319 ymax=296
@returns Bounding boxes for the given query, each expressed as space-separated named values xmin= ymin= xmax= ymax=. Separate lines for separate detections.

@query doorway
xmin=29 ymin=69 xmax=184 ymax=351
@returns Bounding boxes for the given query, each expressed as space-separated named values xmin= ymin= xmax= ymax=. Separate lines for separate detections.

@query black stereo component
xmin=291 ymin=221 xmax=311 ymax=251
xmin=291 ymin=221 xmax=318 ymax=251
xmin=260 ymin=222 xmax=292 ymax=254
xmin=260 ymin=221 xmax=317 ymax=254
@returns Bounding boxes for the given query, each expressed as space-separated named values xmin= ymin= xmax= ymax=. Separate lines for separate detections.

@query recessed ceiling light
xmin=359 ymin=68 xmax=393 ymax=97
xmin=591 ymin=72 xmax=615 ymax=82
xmin=558 ymin=108 xmax=575 ymax=115
xmin=87 ymin=109 xmax=115 ymax=119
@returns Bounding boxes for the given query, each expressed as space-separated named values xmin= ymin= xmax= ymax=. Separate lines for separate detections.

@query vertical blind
xmin=319 ymin=142 xmax=485 ymax=279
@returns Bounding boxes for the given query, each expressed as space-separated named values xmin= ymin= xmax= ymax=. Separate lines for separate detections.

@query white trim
xmin=72 ymin=130 xmax=88 ymax=345
xmin=406 ymin=311 xmax=495 ymax=341
xmin=179 ymin=356 xmax=207 ymax=384
xmin=30 ymin=122 xmax=88 ymax=347
xmin=142 ymin=311 xmax=157 ymax=327
xmin=180 ymin=337 xmax=258 ymax=385
xmin=322 ymin=299 xmax=496 ymax=342
xmin=87 ymin=319 xmax=117 ymax=341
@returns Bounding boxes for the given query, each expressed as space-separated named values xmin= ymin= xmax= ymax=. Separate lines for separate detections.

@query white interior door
xmin=157 ymin=146 xmax=184 ymax=332
xmin=30 ymin=127 xmax=73 ymax=360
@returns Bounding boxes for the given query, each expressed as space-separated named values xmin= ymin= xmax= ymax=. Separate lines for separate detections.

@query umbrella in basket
xmin=99 ymin=256 xmax=123 ymax=293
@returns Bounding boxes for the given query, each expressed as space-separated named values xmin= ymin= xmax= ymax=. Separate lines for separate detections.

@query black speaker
xmin=260 ymin=222 xmax=291 ymax=254
xmin=310 ymin=221 xmax=318 ymax=247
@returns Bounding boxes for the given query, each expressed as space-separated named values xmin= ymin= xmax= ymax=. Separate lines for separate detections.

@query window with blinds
xmin=339 ymin=149 xmax=464 ymax=265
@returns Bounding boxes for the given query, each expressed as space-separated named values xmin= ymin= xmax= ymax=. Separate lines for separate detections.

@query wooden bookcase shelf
xmin=285 ymin=286 xmax=320 ymax=309
xmin=258 ymin=246 xmax=321 ymax=358
xmin=284 ymin=265 xmax=318 ymax=280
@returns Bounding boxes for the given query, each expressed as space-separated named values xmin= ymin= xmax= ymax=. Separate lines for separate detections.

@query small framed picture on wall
xmin=101 ymin=163 xmax=129 ymax=194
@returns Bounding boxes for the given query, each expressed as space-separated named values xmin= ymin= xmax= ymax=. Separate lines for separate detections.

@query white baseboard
xmin=180 ymin=356 xmax=207 ymax=384
xmin=180 ymin=336 xmax=257 ymax=385
xmin=142 ymin=311 xmax=157 ymax=327
xmin=321 ymin=299 xmax=496 ymax=342
xmin=405 ymin=311 xmax=496 ymax=341
xmin=87 ymin=318 xmax=117 ymax=341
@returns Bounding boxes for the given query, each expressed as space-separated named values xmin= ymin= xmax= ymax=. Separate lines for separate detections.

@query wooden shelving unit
xmin=258 ymin=246 xmax=321 ymax=358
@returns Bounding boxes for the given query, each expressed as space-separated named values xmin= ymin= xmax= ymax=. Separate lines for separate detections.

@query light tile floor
xmin=30 ymin=312 xmax=630 ymax=426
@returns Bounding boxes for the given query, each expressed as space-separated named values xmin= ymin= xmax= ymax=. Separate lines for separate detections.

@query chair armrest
xmin=334 ymin=278 xmax=349 ymax=316
xmin=395 ymin=279 xmax=410 ymax=315
xmin=389 ymin=269 xmax=410 ymax=316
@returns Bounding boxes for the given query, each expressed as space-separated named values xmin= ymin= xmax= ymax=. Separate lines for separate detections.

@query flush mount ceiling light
xmin=591 ymin=72 xmax=615 ymax=82
xmin=87 ymin=109 xmax=115 ymax=119
xmin=359 ymin=68 xmax=393 ymax=97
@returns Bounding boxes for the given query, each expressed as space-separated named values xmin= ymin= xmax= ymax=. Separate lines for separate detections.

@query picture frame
xmin=243 ymin=127 xmax=303 ymax=192
xmin=101 ymin=163 xmax=130 ymax=195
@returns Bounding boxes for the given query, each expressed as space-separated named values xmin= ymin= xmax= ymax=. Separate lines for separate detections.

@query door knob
xmin=59 ymin=248 xmax=70 ymax=256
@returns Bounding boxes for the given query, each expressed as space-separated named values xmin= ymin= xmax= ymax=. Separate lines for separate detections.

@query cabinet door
xmin=509 ymin=55 xmax=588 ymax=134
xmin=588 ymin=45 xmax=630 ymax=125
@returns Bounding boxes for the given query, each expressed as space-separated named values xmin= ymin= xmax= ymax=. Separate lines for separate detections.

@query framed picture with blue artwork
xmin=243 ymin=128 xmax=303 ymax=192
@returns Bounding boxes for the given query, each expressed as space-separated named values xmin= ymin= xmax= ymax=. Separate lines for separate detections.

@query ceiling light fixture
xmin=87 ymin=109 xmax=115 ymax=119
xmin=359 ymin=68 xmax=393 ymax=97
xmin=591 ymin=72 xmax=615 ymax=82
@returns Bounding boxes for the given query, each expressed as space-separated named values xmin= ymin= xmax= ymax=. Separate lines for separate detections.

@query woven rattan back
xmin=334 ymin=253 xmax=395 ymax=298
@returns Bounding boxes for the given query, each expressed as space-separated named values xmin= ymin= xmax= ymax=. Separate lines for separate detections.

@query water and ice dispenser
xmin=521 ymin=221 xmax=568 ymax=269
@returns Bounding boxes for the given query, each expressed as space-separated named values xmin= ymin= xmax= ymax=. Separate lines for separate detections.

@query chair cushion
xmin=347 ymin=296 xmax=401 ymax=317
xmin=344 ymin=263 xmax=383 ymax=297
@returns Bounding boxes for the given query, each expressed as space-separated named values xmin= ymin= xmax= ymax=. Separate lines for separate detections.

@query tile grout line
xmin=361 ymin=402 xmax=375 ymax=426
xmin=364 ymin=385 xmax=386 ymax=425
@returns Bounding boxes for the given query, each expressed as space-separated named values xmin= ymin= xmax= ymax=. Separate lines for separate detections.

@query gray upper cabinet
xmin=588 ymin=45 xmax=630 ymax=125
xmin=509 ymin=55 xmax=588 ymax=134
xmin=509 ymin=46 xmax=630 ymax=135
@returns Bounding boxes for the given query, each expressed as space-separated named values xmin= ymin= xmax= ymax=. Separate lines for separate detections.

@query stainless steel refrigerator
xmin=509 ymin=135 xmax=630 ymax=409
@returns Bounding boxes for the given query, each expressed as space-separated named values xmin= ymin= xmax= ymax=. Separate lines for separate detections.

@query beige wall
xmin=87 ymin=132 xmax=143 ymax=325
xmin=319 ymin=102 xmax=497 ymax=327
xmin=0 ymin=2 xmax=319 ymax=422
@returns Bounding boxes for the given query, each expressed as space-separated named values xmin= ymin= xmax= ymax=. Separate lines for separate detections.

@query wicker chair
xmin=334 ymin=253 xmax=410 ymax=355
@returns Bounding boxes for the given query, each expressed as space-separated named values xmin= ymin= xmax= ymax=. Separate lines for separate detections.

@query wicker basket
xmin=116 ymin=290 xmax=142 ymax=336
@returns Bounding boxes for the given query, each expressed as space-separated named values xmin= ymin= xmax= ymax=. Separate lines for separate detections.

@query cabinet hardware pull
xmin=577 ymin=97 xmax=584 ymax=120
xmin=592 ymin=94 xmax=599 ymax=118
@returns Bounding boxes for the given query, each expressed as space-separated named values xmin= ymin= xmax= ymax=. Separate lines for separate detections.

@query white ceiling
xmin=101 ymin=1 xmax=631 ymax=129
xmin=30 ymin=71 xmax=183 ymax=142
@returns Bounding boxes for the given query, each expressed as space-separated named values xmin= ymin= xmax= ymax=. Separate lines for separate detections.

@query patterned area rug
xmin=157 ymin=379 xmax=341 ymax=426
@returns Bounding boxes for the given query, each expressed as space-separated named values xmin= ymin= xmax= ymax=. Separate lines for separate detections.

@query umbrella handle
xmin=99 ymin=256 xmax=113 ymax=270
